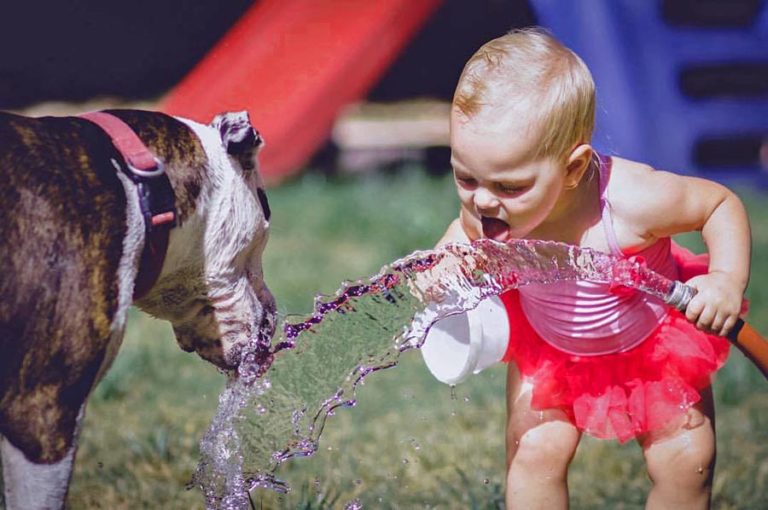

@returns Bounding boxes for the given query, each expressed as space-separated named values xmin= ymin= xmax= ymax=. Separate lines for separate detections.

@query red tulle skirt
xmin=499 ymin=243 xmax=733 ymax=443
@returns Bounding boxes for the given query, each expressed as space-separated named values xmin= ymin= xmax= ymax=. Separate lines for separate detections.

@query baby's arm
xmin=618 ymin=166 xmax=751 ymax=336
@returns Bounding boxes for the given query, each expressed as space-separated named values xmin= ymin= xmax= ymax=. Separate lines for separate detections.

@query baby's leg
xmin=505 ymin=363 xmax=581 ymax=510
xmin=638 ymin=386 xmax=716 ymax=510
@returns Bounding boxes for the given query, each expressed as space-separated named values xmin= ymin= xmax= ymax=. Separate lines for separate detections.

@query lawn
xmin=64 ymin=168 xmax=768 ymax=509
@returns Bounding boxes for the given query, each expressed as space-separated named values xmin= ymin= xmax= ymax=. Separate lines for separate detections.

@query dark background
xmin=0 ymin=0 xmax=535 ymax=109
xmin=2 ymin=1 xmax=764 ymax=177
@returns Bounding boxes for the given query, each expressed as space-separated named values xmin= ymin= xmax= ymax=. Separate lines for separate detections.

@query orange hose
xmin=729 ymin=320 xmax=768 ymax=381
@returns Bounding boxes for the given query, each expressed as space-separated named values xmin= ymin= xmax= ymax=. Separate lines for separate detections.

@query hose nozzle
xmin=665 ymin=281 xmax=696 ymax=312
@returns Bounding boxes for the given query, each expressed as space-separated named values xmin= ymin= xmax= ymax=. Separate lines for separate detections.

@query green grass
xmin=64 ymin=169 xmax=768 ymax=509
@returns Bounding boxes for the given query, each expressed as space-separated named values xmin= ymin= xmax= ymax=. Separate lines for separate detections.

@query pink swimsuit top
xmin=518 ymin=155 xmax=679 ymax=356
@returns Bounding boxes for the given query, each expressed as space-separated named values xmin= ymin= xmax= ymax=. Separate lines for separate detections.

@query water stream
xmin=193 ymin=239 xmax=674 ymax=508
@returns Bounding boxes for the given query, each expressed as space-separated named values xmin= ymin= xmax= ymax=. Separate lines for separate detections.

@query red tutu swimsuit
xmin=499 ymin=155 xmax=733 ymax=443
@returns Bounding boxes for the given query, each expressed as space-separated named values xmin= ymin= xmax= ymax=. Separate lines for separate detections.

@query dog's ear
xmin=211 ymin=111 xmax=264 ymax=171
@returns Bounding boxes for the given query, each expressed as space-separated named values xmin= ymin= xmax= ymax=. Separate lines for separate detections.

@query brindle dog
xmin=0 ymin=109 xmax=276 ymax=509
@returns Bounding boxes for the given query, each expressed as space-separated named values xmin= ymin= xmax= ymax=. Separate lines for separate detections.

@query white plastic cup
xmin=420 ymin=295 xmax=510 ymax=385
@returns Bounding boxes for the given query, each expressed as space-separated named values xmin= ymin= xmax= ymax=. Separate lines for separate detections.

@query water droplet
xmin=483 ymin=478 xmax=490 ymax=485
xmin=344 ymin=498 xmax=363 ymax=510
xmin=402 ymin=458 xmax=410 ymax=464
xmin=697 ymin=466 xmax=705 ymax=474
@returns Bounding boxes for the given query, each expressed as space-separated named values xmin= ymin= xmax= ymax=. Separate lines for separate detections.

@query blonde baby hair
xmin=453 ymin=27 xmax=596 ymax=162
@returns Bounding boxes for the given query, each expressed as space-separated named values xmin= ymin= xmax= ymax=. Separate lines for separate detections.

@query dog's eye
xmin=198 ymin=305 xmax=215 ymax=317
xmin=257 ymin=188 xmax=271 ymax=221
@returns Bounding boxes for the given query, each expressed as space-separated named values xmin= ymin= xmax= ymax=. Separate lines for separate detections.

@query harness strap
xmin=80 ymin=111 xmax=177 ymax=300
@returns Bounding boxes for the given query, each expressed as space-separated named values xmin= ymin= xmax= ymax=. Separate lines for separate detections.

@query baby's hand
xmin=684 ymin=271 xmax=744 ymax=337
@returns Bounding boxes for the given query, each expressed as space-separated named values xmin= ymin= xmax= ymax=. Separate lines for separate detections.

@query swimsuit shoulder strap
xmin=597 ymin=154 xmax=623 ymax=256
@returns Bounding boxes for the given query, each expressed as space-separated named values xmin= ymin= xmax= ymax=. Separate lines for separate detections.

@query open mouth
xmin=481 ymin=216 xmax=510 ymax=242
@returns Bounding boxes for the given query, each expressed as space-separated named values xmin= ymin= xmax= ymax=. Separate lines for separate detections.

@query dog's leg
xmin=1 ymin=437 xmax=74 ymax=510
xmin=1 ymin=405 xmax=85 ymax=510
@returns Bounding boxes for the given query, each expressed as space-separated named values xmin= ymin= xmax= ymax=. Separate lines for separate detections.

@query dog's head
xmin=135 ymin=111 xmax=276 ymax=371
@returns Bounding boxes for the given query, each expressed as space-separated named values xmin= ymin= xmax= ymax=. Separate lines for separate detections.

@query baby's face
xmin=449 ymin=109 xmax=569 ymax=242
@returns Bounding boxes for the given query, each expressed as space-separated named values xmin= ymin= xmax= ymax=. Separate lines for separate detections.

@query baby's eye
xmin=495 ymin=183 xmax=526 ymax=194
xmin=455 ymin=175 xmax=478 ymax=189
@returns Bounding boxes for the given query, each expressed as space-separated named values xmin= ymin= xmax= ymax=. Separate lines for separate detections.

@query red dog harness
xmin=80 ymin=111 xmax=177 ymax=300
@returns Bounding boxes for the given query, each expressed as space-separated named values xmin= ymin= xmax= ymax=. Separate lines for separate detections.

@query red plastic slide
xmin=161 ymin=0 xmax=443 ymax=184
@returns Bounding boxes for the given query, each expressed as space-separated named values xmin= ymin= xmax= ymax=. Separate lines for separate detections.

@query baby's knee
xmin=644 ymin=430 xmax=716 ymax=488
xmin=509 ymin=422 xmax=580 ymax=475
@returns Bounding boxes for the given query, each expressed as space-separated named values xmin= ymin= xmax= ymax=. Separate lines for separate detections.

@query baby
xmin=436 ymin=27 xmax=751 ymax=509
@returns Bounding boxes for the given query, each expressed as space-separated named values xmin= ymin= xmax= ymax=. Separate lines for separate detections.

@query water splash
xmin=193 ymin=239 xmax=674 ymax=508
